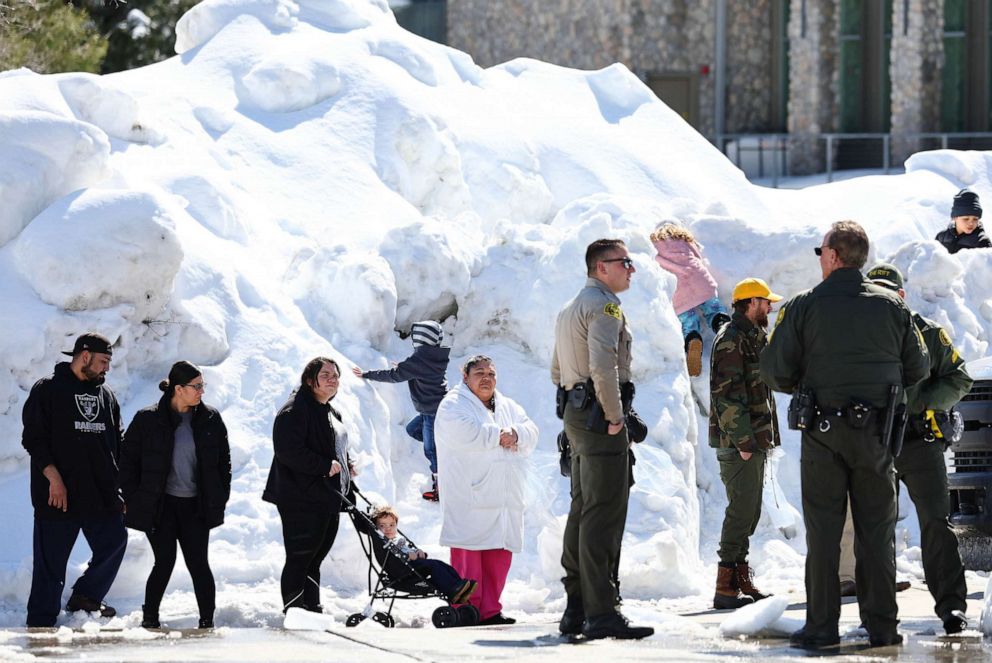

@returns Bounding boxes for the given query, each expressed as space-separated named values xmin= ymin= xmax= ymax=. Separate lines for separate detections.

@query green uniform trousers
xmin=895 ymin=436 xmax=967 ymax=620
xmin=561 ymin=406 xmax=630 ymax=619
xmin=800 ymin=414 xmax=898 ymax=641
xmin=717 ymin=448 xmax=766 ymax=564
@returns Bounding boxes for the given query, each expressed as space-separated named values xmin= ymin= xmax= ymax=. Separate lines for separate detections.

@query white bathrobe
xmin=435 ymin=382 xmax=538 ymax=553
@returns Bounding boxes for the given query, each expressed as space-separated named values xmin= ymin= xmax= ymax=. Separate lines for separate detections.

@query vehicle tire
xmin=956 ymin=531 xmax=992 ymax=571
xmin=346 ymin=613 xmax=365 ymax=627
xmin=432 ymin=605 xmax=460 ymax=629
xmin=455 ymin=604 xmax=479 ymax=626
xmin=372 ymin=611 xmax=395 ymax=628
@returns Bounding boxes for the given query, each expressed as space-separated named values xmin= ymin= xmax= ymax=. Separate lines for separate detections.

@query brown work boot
xmin=714 ymin=563 xmax=754 ymax=610
xmin=685 ymin=332 xmax=703 ymax=377
xmin=735 ymin=562 xmax=770 ymax=601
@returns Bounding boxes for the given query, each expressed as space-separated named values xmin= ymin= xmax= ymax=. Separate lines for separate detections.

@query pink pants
xmin=449 ymin=547 xmax=512 ymax=620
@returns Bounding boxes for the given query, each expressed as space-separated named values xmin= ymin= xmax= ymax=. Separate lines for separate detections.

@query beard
xmin=755 ymin=310 xmax=769 ymax=328
xmin=81 ymin=358 xmax=106 ymax=382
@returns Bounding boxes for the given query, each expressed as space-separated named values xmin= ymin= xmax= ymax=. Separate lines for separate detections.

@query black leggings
xmin=145 ymin=495 xmax=215 ymax=620
xmin=277 ymin=506 xmax=340 ymax=611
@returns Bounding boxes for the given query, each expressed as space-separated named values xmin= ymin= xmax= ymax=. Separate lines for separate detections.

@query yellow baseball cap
xmin=732 ymin=277 xmax=783 ymax=303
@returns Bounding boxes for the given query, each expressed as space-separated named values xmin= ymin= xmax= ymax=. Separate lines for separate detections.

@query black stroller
xmin=341 ymin=486 xmax=480 ymax=629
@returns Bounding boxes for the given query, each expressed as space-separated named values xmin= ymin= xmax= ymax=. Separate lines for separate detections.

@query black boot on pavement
xmin=558 ymin=595 xmax=585 ymax=636
xmin=789 ymin=626 xmax=840 ymax=649
xmin=943 ymin=610 xmax=968 ymax=635
xmin=581 ymin=611 xmax=653 ymax=640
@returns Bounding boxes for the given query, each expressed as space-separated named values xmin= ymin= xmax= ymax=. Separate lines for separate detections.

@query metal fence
xmin=716 ymin=132 xmax=992 ymax=186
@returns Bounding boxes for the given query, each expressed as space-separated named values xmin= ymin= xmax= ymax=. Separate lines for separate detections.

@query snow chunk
xmin=240 ymin=47 xmax=342 ymax=112
xmin=58 ymin=74 xmax=162 ymax=144
xmin=296 ymin=0 xmax=390 ymax=31
xmin=284 ymin=606 xmax=338 ymax=630
xmin=289 ymin=248 xmax=398 ymax=347
xmin=586 ymin=63 xmax=658 ymax=124
xmin=175 ymin=0 xmax=299 ymax=54
xmin=13 ymin=188 xmax=184 ymax=320
xmin=0 ymin=111 xmax=111 ymax=247
xmin=980 ymin=573 xmax=992 ymax=635
xmin=719 ymin=595 xmax=790 ymax=637
xmin=370 ymin=38 xmax=437 ymax=86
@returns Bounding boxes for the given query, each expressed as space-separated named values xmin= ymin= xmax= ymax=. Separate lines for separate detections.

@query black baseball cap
xmin=866 ymin=263 xmax=904 ymax=291
xmin=62 ymin=332 xmax=113 ymax=357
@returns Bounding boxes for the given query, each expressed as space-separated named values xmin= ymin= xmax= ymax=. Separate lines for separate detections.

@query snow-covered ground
xmin=0 ymin=0 xmax=991 ymax=645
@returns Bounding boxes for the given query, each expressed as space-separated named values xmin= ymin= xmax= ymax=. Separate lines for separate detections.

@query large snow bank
xmin=0 ymin=0 xmax=989 ymax=630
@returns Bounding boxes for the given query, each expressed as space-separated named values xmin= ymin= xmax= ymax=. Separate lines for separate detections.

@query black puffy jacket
xmin=262 ymin=389 xmax=350 ymax=510
xmin=935 ymin=224 xmax=992 ymax=254
xmin=119 ymin=395 xmax=231 ymax=532
xmin=22 ymin=362 xmax=124 ymax=521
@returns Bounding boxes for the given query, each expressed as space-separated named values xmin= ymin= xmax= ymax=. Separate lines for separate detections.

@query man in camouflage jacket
xmin=709 ymin=278 xmax=782 ymax=609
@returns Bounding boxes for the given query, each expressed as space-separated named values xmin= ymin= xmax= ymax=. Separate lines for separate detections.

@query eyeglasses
xmin=182 ymin=382 xmax=206 ymax=392
xmin=814 ymin=246 xmax=829 ymax=256
xmin=601 ymin=257 xmax=634 ymax=269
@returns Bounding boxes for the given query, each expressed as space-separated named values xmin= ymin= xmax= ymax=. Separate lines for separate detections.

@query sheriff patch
xmin=604 ymin=303 xmax=622 ymax=320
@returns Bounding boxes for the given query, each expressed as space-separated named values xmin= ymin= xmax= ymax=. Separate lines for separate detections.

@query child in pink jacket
xmin=651 ymin=222 xmax=729 ymax=376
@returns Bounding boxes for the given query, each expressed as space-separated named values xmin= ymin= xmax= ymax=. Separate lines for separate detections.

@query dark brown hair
xmin=461 ymin=354 xmax=494 ymax=376
xmin=159 ymin=360 xmax=202 ymax=398
xmin=585 ymin=238 xmax=626 ymax=276
xmin=301 ymin=356 xmax=340 ymax=393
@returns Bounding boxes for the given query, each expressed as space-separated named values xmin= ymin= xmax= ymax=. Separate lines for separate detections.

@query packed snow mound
xmin=0 ymin=111 xmax=111 ymax=246
xmin=12 ymin=188 xmax=184 ymax=320
xmin=175 ymin=0 xmax=300 ymax=54
xmin=0 ymin=0 xmax=990 ymax=629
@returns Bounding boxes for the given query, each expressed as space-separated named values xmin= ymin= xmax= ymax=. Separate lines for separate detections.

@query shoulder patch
xmin=938 ymin=328 xmax=952 ymax=347
xmin=604 ymin=303 xmax=622 ymax=320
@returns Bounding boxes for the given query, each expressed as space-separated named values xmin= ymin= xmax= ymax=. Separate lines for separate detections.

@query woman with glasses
xmin=262 ymin=357 xmax=356 ymax=614
xmin=120 ymin=361 xmax=232 ymax=629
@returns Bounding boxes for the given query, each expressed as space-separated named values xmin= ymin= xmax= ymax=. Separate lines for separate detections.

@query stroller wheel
xmin=346 ymin=613 xmax=365 ymax=627
xmin=431 ymin=605 xmax=460 ymax=629
xmin=372 ymin=611 xmax=395 ymax=628
xmin=455 ymin=604 xmax=479 ymax=626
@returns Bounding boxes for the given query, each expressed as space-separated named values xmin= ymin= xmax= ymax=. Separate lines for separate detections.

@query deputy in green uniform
xmin=865 ymin=263 xmax=972 ymax=635
xmin=551 ymin=238 xmax=653 ymax=641
xmin=759 ymin=221 xmax=929 ymax=649
xmin=709 ymin=277 xmax=782 ymax=610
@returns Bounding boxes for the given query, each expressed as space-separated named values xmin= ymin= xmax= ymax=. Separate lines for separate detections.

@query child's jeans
xmin=405 ymin=414 xmax=438 ymax=474
xmin=677 ymin=297 xmax=727 ymax=338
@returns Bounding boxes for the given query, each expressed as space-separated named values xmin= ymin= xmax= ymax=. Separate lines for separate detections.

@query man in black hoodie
xmin=22 ymin=333 xmax=127 ymax=627
xmin=352 ymin=321 xmax=449 ymax=501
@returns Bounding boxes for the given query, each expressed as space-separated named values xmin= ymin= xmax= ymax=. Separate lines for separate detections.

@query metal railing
xmin=716 ymin=132 xmax=992 ymax=186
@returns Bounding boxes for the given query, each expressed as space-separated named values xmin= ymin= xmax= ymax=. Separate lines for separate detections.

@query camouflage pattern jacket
xmin=709 ymin=312 xmax=781 ymax=452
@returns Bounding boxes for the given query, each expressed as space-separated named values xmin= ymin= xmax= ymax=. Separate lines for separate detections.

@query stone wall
xmin=446 ymin=0 xmax=631 ymax=71
xmin=787 ymin=0 xmax=839 ymax=174
xmin=890 ymin=0 xmax=944 ymax=165
xmin=626 ymin=0 xmax=716 ymax=137
xmin=725 ymin=1 xmax=776 ymax=133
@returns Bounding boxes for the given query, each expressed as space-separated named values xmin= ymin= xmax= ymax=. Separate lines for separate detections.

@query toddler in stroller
xmin=344 ymin=488 xmax=480 ymax=628
xmin=371 ymin=505 xmax=477 ymax=604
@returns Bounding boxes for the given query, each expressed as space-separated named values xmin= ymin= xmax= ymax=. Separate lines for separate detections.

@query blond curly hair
xmin=650 ymin=221 xmax=696 ymax=244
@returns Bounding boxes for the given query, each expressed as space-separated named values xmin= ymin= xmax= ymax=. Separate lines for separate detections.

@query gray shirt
xmin=165 ymin=411 xmax=198 ymax=498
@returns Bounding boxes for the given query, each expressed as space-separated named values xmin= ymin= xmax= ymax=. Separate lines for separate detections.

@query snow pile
xmin=718 ymin=595 xmax=799 ymax=638
xmin=0 ymin=0 xmax=989 ymax=630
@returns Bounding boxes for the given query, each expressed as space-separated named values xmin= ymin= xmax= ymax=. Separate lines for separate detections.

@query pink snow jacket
xmin=652 ymin=238 xmax=719 ymax=314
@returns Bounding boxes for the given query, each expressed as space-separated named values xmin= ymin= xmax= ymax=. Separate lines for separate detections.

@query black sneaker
xmin=198 ymin=618 xmax=214 ymax=629
xmin=789 ymin=627 xmax=840 ymax=649
xmin=582 ymin=612 xmax=653 ymax=640
xmin=478 ymin=613 xmax=516 ymax=626
xmin=65 ymin=594 xmax=116 ymax=618
xmin=559 ymin=608 xmax=585 ymax=636
xmin=942 ymin=610 xmax=967 ymax=634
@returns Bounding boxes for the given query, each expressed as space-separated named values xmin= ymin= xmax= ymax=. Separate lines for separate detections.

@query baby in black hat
xmin=935 ymin=189 xmax=992 ymax=254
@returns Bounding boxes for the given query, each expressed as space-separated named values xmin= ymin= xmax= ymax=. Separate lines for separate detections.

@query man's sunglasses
xmin=814 ymin=246 xmax=828 ymax=256
xmin=602 ymin=257 xmax=634 ymax=269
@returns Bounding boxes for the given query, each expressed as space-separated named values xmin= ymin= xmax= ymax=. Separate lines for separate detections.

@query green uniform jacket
xmin=906 ymin=313 xmax=972 ymax=415
xmin=759 ymin=268 xmax=929 ymax=408
xmin=709 ymin=312 xmax=781 ymax=452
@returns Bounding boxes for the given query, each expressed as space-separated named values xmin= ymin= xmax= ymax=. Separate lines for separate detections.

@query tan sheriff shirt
xmin=551 ymin=277 xmax=633 ymax=424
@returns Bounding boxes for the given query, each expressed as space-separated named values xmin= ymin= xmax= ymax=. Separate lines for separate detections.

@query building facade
xmin=444 ymin=0 xmax=992 ymax=175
